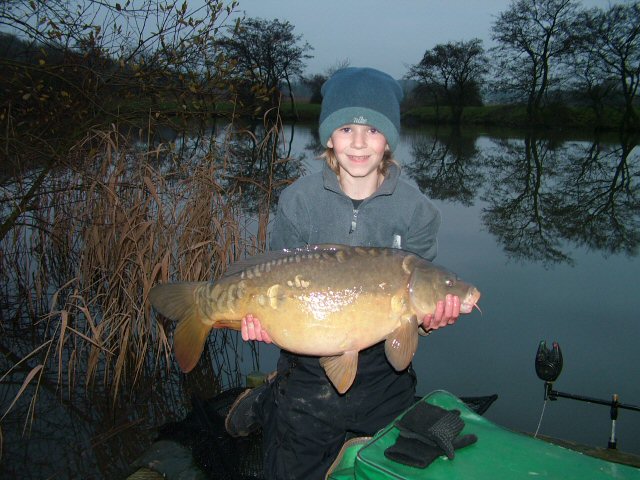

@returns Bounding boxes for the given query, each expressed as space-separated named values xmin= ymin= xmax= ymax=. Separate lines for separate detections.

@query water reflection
xmin=481 ymin=134 xmax=577 ymax=265
xmin=406 ymin=129 xmax=485 ymax=206
xmin=407 ymin=130 xmax=639 ymax=266
xmin=553 ymin=134 xmax=639 ymax=255
xmin=219 ymin=123 xmax=305 ymax=215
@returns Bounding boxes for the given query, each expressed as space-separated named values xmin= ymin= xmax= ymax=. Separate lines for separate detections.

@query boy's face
xmin=327 ymin=124 xmax=388 ymax=181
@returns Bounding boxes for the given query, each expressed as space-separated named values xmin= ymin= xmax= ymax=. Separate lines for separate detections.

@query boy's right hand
xmin=241 ymin=314 xmax=272 ymax=343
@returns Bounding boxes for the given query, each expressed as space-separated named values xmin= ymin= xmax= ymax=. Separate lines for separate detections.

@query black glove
xmin=384 ymin=431 xmax=477 ymax=468
xmin=384 ymin=402 xmax=477 ymax=468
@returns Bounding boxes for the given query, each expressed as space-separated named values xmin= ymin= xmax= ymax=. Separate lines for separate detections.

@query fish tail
xmin=149 ymin=282 xmax=213 ymax=373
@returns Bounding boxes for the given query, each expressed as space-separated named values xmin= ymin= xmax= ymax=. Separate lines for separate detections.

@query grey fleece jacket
xmin=270 ymin=162 xmax=441 ymax=261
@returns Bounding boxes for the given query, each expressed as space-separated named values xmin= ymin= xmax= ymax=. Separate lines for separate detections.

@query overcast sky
xmin=227 ymin=0 xmax=615 ymax=79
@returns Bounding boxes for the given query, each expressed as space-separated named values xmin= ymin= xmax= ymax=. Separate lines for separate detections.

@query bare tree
xmin=302 ymin=73 xmax=326 ymax=104
xmin=576 ymin=3 xmax=640 ymax=130
xmin=301 ymin=60 xmax=351 ymax=104
xmin=0 ymin=0 xmax=237 ymax=71
xmin=491 ymin=0 xmax=579 ymax=121
xmin=407 ymin=39 xmax=488 ymax=124
xmin=218 ymin=17 xmax=312 ymax=116
xmin=564 ymin=25 xmax=617 ymax=128
xmin=0 ymin=0 xmax=239 ymax=163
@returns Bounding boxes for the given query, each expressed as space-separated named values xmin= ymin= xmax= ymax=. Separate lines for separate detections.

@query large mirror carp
xmin=149 ymin=244 xmax=481 ymax=394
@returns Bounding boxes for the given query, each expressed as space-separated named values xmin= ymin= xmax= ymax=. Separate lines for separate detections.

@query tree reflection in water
xmin=406 ymin=129 xmax=639 ymax=266
xmin=553 ymin=134 xmax=639 ymax=255
xmin=405 ymin=128 xmax=485 ymax=207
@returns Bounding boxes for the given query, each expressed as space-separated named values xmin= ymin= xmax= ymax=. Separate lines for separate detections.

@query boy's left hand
xmin=421 ymin=294 xmax=460 ymax=330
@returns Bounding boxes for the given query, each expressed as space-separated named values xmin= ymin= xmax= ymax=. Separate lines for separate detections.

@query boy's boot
xmin=225 ymin=371 xmax=276 ymax=437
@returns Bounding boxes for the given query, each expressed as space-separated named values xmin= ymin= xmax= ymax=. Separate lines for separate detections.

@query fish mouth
xmin=460 ymin=287 xmax=481 ymax=314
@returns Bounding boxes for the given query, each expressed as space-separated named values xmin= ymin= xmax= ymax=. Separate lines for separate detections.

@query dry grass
xmin=0 ymin=112 xmax=298 ymax=449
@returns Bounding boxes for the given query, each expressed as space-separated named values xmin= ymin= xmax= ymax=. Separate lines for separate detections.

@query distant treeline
xmin=277 ymin=101 xmax=630 ymax=133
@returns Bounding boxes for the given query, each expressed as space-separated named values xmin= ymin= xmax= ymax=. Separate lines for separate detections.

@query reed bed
xmin=0 ymin=116 xmax=298 ymax=477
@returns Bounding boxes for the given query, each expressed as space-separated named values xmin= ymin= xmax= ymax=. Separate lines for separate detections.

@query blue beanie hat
xmin=319 ymin=67 xmax=404 ymax=152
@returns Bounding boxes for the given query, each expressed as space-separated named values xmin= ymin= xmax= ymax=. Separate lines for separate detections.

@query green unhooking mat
xmin=326 ymin=390 xmax=640 ymax=480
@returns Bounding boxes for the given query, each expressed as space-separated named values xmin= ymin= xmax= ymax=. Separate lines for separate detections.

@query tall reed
xmin=0 ymin=114 xmax=296 ymax=442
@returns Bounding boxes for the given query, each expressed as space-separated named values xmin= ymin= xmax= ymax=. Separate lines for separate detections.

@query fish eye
xmin=445 ymin=278 xmax=456 ymax=287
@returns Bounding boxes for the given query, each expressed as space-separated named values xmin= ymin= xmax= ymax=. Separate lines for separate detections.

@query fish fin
xmin=149 ymin=282 xmax=203 ymax=321
xmin=173 ymin=307 xmax=212 ymax=373
xmin=385 ymin=315 xmax=419 ymax=371
xmin=320 ymin=351 xmax=359 ymax=394
xmin=149 ymin=282 xmax=212 ymax=373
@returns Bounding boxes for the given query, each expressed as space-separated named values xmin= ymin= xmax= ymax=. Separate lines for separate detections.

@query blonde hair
xmin=320 ymin=148 xmax=398 ymax=177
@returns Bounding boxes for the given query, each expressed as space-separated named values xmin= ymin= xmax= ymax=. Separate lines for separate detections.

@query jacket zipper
xmin=349 ymin=208 xmax=358 ymax=234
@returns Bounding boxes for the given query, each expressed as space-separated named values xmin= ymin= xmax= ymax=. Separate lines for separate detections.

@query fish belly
xmin=259 ymin=295 xmax=401 ymax=356
xmin=212 ymin=280 xmax=406 ymax=357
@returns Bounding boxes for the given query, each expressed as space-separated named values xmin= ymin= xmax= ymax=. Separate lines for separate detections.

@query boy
xmin=229 ymin=67 xmax=461 ymax=479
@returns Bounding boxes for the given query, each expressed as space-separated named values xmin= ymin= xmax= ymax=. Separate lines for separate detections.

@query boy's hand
xmin=421 ymin=294 xmax=461 ymax=330
xmin=241 ymin=314 xmax=272 ymax=343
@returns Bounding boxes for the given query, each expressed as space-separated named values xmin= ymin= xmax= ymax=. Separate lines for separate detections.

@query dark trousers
xmin=259 ymin=343 xmax=417 ymax=480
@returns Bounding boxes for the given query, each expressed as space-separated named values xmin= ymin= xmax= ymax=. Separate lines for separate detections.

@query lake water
xmin=1 ymin=122 xmax=639 ymax=479
xmin=254 ymin=123 xmax=640 ymax=454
